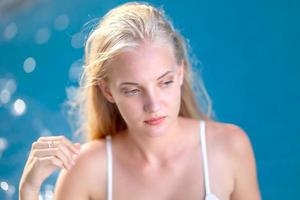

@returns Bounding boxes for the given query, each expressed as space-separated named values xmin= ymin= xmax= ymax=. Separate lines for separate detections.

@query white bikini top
xmin=105 ymin=120 xmax=220 ymax=200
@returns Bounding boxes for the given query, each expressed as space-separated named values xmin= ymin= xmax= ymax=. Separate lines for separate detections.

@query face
xmin=100 ymin=41 xmax=184 ymax=137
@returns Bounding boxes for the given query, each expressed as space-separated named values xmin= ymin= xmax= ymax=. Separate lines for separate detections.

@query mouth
xmin=144 ymin=116 xmax=167 ymax=125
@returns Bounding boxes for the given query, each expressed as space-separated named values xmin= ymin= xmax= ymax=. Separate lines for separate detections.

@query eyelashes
xmin=124 ymin=89 xmax=140 ymax=96
xmin=161 ymin=80 xmax=174 ymax=87
xmin=122 ymin=80 xmax=174 ymax=96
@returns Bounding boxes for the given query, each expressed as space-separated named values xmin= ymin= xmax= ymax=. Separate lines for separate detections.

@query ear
xmin=98 ymin=80 xmax=115 ymax=103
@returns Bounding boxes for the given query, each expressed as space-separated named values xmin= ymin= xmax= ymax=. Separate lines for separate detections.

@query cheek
xmin=114 ymin=98 xmax=142 ymax=123
xmin=162 ymin=85 xmax=182 ymax=113
xmin=173 ymin=87 xmax=182 ymax=112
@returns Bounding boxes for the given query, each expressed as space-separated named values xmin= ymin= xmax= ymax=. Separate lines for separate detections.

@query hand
xmin=19 ymin=136 xmax=81 ymax=194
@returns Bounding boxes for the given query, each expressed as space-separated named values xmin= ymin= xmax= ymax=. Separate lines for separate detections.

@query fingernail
xmin=75 ymin=143 xmax=81 ymax=147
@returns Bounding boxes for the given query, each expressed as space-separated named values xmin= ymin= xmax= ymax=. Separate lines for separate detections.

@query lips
xmin=144 ymin=116 xmax=167 ymax=125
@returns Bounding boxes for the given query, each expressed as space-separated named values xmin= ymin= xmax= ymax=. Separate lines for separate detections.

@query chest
xmin=110 ymin=149 xmax=233 ymax=200
xmin=90 ymin=140 xmax=234 ymax=200
xmin=113 ymin=153 xmax=202 ymax=199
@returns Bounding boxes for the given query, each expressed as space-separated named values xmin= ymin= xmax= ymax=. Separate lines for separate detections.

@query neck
xmin=124 ymin=117 xmax=186 ymax=167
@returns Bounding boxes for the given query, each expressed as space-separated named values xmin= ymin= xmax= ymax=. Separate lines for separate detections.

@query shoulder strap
xmin=200 ymin=120 xmax=212 ymax=195
xmin=105 ymin=135 xmax=113 ymax=200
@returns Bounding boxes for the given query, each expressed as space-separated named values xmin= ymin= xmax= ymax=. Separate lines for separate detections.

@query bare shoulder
xmin=54 ymin=139 xmax=107 ymax=199
xmin=205 ymin=120 xmax=253 ymax=155
xmin=206 ymin=120 xmax=261 ymax=199
xmin=179 ymin=117 xmax=252 ymax=153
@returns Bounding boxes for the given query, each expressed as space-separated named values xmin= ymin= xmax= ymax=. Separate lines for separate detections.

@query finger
xmin=58 ymin=136 xmax=81 ymax=155
xmin=33 ymin=149 xmax=69 ymax=170
xmin=32 ymin=139 xmax=80 ymax=166
xmin=56 ymin=143 xmax=76 ymax=167
xmin=38 ymin=156 xmax=64 ymax=169
xmin=32 ymin=144 xmax=75 ymax=169
xmin=31 ymin=141 xmax=55 ymax=149
xmin=33 ymin=141 xmax=80 ymax=166
xmin=74 ymin=143 xmax=81 ymax=157
xmin=38 ymin=136 xmax=65 ymax=142
xmin=44 ymin=147 xmax=72 ymax=170
xmin=38 ymin=136 xmax=80 ymax=155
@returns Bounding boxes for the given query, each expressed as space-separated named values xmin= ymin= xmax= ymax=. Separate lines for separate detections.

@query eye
xmin=123 ymin=89 xmax=141 ymax=96
xmin=160 ymin=80 xmax=174 ymax=87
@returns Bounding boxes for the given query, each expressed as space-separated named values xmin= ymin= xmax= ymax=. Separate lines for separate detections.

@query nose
xmin=143 ymin=91 xmax=161 ymax=113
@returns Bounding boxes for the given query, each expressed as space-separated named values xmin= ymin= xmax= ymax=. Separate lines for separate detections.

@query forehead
xmin=108 ymin=42 xmax=178 ymax=84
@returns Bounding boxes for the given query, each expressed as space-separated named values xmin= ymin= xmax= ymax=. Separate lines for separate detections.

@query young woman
xmin=19 ymin=2 xmax=261 ymax=200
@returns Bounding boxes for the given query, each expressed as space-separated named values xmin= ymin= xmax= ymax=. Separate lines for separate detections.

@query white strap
xmin=200 ymin=120 xmax=212 ymax=195
xmin=106 ymin=135 xmax=113 ymax=200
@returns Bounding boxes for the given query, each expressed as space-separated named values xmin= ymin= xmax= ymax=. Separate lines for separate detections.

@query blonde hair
xmin=70 ymin=2 xmax=213 ymax=141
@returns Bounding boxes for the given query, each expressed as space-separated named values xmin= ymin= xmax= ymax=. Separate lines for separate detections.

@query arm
xmin=19 ymin=136 xmax=81 ymax=200
xmin=54 ymin=167 xmax=89 ymax=199
xmin=229 ymin=126 xmax=261 ymax=200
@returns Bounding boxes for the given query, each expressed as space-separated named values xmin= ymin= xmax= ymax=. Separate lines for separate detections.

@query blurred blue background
xmin=0 ymin=0 xmax=299 ymax=199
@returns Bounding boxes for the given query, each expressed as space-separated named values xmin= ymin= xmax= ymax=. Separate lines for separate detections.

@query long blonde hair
xmin=69 ymin=2 xmax=213 ymax=141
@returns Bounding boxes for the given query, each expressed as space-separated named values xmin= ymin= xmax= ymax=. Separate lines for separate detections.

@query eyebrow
xmin=119 ymin=70 xmax=174 ymax=86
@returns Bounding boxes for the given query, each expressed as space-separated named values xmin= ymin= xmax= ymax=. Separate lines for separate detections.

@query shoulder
xmin=206 ymin=121 xmax=261 ymax=198
xmin=179 ymin=118 xmax=252 ymax=154
xmin=178 ymin=117 xmax=252 ymax=153
xmin=54 ymin=139 xmax=107 ymax=199
xmin=74 ymin=139 xmax=108 ymax=175
xmin=182 ymin=118 xmax=255 ymax=164
xmin=205 ymin=120 xmax=253 ymax=155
